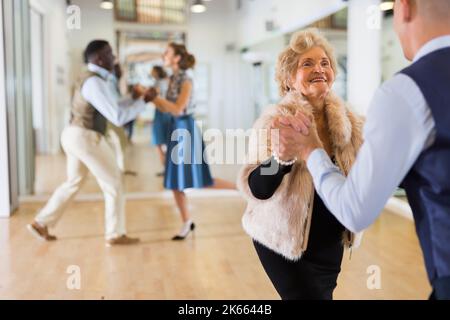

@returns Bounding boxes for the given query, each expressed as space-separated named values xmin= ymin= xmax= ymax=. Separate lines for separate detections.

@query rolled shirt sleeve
xmin=81 ymin=76 xmax=146 ymax=127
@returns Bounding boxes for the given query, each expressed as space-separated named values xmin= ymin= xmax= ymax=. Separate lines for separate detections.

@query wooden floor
xmin=4 ymin=125 xmax=431 ymax=299
xmin=0 ymin=198 xmax=430 ymax=300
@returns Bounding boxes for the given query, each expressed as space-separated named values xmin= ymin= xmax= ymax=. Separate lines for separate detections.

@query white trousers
xmin=35 ymin=126 xmax=126 ymax=240
xmin=106 ymin=123 xmax=128 ymax=172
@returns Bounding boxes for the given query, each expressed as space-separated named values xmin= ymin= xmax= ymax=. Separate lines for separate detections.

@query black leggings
xmin=253 ymin=240 xmax=343 ymax=300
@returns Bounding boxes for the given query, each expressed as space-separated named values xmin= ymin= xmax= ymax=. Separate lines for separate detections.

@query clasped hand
xmin=131 ymin=85 xmax=159 ymax=103
xmin=270 ymin=110 xmax=323 ymax=162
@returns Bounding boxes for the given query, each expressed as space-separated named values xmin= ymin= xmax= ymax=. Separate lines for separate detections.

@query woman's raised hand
xmin=270 ymin=115 xmax=306 ymax=162
xmin=143 ymin=87 xmax=158 ymax=103
xmin=131 ymin=84 xmax=146 ymax=100
xmin=272 ymin=111 xmax=323 ymax=162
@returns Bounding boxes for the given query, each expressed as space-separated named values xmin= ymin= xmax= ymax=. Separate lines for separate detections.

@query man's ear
xmin=400 ymin=0 xmax=413 ymax=22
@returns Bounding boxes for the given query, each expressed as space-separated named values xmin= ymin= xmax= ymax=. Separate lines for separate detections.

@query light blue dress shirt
xmin=81 ymin=63 xmax=146 ymax=127
xmin=306 ymin=35 xmax=450 ymax=233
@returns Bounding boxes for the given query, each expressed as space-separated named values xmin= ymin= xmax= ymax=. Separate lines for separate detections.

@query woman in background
xmin=145 ymin=43 xmax=235 ymax=240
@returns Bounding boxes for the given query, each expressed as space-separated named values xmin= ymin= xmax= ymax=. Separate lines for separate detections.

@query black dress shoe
xmin=171 ymin=223 xmax=196 ymax=241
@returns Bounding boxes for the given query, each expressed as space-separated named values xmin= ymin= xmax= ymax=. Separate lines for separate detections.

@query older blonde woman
xmin=237 ymin=29 xmax=364 ymax=300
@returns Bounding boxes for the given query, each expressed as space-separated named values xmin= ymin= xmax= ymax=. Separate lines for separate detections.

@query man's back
xmin=400 ymin=46 xmax=450 ymax=285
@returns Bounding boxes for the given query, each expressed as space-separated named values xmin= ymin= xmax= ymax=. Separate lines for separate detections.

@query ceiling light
xmin=380 ymin=1 xmax=394 ymax=11
xmin=191 ymin=0 xmax=206 ymax=13
xmin=100 ymin=0 xmax=114 ymax=10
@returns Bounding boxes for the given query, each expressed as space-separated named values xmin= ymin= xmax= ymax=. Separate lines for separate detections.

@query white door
xmin=30 ymin=8 xmax=47 ymax=154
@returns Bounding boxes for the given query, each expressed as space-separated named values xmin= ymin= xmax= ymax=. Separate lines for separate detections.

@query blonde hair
xmin=276 ymin=28 xmax=338 ymax=97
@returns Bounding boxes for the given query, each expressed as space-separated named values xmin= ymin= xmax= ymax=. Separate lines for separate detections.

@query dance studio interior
xmin=0 ymin=0 xmax=448 ymax=302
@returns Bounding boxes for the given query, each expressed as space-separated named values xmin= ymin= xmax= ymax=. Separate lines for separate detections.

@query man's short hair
xmin=83 ymin=40 xmax=110 ymax=64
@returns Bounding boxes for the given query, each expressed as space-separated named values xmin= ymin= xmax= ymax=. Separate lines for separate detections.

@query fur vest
xmin=237 ymin=91 xmax=365 ymax=260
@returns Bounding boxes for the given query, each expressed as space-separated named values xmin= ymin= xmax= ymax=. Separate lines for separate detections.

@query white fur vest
xmin=237 ymin=91 xmax=365 ymax=260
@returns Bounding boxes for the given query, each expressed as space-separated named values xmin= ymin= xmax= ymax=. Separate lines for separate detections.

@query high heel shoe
xmin=171 ymin=222 xmax=195 ymax=241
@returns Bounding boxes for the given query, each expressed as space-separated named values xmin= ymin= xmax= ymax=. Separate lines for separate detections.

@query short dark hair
xmin=83 ymin=40 xmax=110 ymax=64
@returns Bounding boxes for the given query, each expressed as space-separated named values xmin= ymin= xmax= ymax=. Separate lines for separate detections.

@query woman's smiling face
xmin=162 ymin=46 xmax=179 ymax=68
xmin=291 ymin=46 xmax=335 ymax=99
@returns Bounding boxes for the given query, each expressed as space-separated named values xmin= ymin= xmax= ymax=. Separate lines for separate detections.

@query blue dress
xmin=152 ymin=79 xmax=172 ymax=146
xmin=163 ymin=71 xmax=213 ymax=191
xmin=152 ymin=109 xmax=172 ymax=145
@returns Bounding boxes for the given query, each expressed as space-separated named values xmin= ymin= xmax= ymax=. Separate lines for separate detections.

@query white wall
xmin=29 ymin=0 xmax=71 ymax=154
xmin=236 ymin=0 xmax=346 ymax=48
xmin=382 ymin=15 xmax=409 ymax=80
xmin=347 ymin=0 xmax=381 ymax=115
xmin=241 ymin=35 xmax=286 ymax=124
xmin=187 ymin=0 xmax=243 ymax=130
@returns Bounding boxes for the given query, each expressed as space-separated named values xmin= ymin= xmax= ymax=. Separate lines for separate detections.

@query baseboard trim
xmin=20 ymin=193 xmax=414 ymax=222
xmin=19 ymin=189 xmax=241 ymax=203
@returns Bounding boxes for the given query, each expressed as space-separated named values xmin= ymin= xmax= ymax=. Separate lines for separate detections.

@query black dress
xmin=248 ymin=157 xmax=345 ymax=300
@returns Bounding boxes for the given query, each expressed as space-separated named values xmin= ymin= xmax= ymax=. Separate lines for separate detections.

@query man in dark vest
xmin=273 ymin=0 xmax=450 ymax=299
xmin=27 ymin=40 xmax=152 ymax=246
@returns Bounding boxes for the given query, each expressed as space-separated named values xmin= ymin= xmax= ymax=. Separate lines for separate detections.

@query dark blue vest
xmin=400 ymin=47 xmax=450 ymax=287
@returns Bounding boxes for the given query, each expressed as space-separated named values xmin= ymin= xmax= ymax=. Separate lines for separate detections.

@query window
xmin=115 ymin=0 xmax=187 ymax=24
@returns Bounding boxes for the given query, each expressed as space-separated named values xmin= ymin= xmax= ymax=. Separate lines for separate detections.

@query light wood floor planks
xmin=0 ymin=197 xmax=431 ymax=300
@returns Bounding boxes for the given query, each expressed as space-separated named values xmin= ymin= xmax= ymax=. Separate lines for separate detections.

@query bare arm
xmin=153 ymin=81 xmax=192 ymax=116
